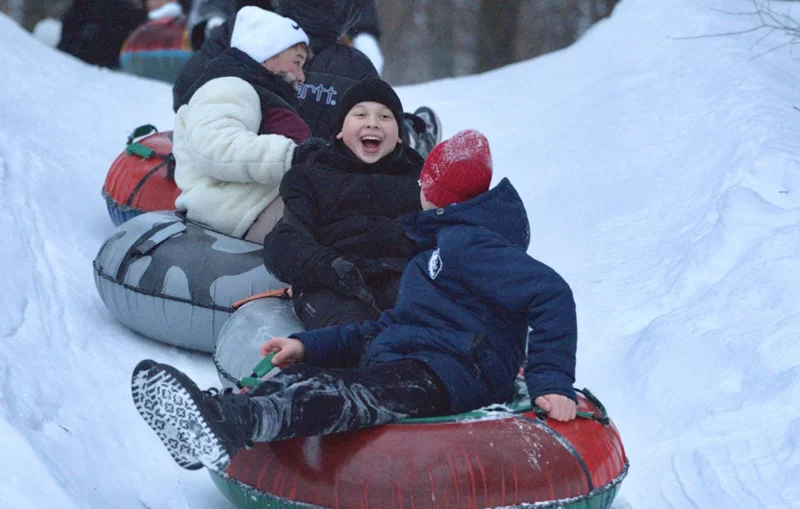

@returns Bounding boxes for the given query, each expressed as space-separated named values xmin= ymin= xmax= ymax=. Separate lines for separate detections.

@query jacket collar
xmin=404 ymin=178 xmax=531 ymax=251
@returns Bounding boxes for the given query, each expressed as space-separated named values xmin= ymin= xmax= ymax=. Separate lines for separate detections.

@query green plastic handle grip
xmin=125 ymin=142 xmax=156 ymax=159
xmin=252 ymin=352 xmax=276 ymax=378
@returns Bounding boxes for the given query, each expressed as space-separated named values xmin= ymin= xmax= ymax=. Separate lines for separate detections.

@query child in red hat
xmin=132 ymin=130 xmax=579 ymax=472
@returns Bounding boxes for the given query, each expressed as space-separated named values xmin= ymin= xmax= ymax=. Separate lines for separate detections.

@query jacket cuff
xmin=291 ymin=327 xmax=342 ymax=365
xmin=525 ymin=371 xmax=577 ymax=403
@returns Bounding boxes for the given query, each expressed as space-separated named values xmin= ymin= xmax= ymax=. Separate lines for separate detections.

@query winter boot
xmin=402 ymin=114 xmax=420 ymax=153
xmin=403 ymin=113 xmax=435 ymax=158
xmin=131 ymin=360 xmax=256 ymax=471
xmin=414 ymin=106 xmax=442 ymax=147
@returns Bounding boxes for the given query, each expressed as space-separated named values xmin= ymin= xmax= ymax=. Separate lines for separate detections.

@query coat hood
xmin=275 ymin=0 xmax=359 ymax=42
xmin=405 ymin=178 xmax=530 ymax=251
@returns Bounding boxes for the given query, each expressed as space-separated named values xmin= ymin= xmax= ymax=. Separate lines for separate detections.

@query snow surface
xmin=1 ymin=0 xmax=798 ymax=507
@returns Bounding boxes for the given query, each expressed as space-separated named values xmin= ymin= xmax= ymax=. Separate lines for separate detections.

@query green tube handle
xmin=252 ymin=352 xmax=276 ymax=378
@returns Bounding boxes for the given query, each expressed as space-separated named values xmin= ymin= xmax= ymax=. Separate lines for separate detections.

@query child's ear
xmin=335 ymin=131 xmax=343 ymax=140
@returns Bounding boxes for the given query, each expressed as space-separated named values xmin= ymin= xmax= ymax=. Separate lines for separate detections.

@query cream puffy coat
xmin=173 ymin=76 xmax=297 ymax=238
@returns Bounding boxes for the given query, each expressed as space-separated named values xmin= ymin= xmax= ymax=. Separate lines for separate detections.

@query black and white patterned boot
xmin=131 ymin=360 xmax=256 ymax=471
xmin=403 ymin=107 xmax=442 ymax=159
xmin=414 ymin=106 xmax=442 ymax=148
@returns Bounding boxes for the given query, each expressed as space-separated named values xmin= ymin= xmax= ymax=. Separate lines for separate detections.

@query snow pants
xmin=246 ymin=360 xmax=451 ymax=442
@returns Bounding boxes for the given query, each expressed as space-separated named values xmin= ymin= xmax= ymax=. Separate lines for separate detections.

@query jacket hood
xmin=306 ymin=42 xmax=378 ymax=78
xmin=275 ymin=0 xmax=359 ymax=41
xmin=405 ymin=178 xmax=530 ymax=250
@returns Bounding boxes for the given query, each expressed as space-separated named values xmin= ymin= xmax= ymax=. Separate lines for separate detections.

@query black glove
xmin=355 ymin=257 xmax=406 ymax=278
xmin=329 ymin=257 xmax=374 ymax=304
xmin=292 ymin=137 xmax=327 ymax=166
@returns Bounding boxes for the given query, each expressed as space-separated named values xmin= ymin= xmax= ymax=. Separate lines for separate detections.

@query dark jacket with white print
xmin=293 ymin=178 xmax=578 ymax=414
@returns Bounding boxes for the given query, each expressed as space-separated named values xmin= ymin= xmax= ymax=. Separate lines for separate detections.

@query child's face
xmin=336 ymin=102 xmax=400 ymax=164
xmin=263 ymin=45 xmax=308 ymax=86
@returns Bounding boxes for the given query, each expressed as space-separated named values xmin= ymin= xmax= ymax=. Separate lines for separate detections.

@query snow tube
xmin=119 ymin=15 xmax=193 ymax=84
xmin=214 ymin=297 xmax=303 ymax=390
xmin=93 ymin=210 xmax=286 ymax=352
xmin=209 ymin=382 xmax=628 ymax=509
xmin=102 ymin=125 xmax=180 ymax=226
xmin=211 ymin=301 xmax=628 ymax=509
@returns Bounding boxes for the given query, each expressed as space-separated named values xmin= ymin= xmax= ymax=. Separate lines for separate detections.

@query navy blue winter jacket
xmin=294 ymin=178 xmax=578 ymax=414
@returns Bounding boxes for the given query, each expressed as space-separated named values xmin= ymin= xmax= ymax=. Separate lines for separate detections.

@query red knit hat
xmin=420 ymin=130 xmax=493 ymax=207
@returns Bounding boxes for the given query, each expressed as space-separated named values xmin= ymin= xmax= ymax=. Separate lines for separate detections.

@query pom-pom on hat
xmin=231 ymin=7 xmax=309 ymax=64
xmin=420 ymin=130 xmax=493 ymax=207
xmin=336 ymin=78 xmax=404 ymax=136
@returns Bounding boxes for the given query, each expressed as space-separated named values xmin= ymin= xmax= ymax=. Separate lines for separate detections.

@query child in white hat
xmin=173 ymin=7 xmax=314 ymax=241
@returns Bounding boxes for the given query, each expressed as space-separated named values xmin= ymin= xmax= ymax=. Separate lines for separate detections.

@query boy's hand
xmin=260 ymin=337 xmax=306 ymax=369
xmin=534 ymin=394 xmax=577 ymax=422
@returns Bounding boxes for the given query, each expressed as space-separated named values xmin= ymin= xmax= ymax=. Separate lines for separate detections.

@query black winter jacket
xmin=57 ymin=0 xmax=147 ymax=69
xmin=349 ymin=0 xmax=381 ymax=39
xmin=186 ymin=0 xmax=273 ymax=50
xmin=276 ymin=0 xmax=360 ymax=44
xmin=296 ymin=41 xmax=378 ymax=140
xmin=263 ymin=142 xmax=424 ymax=293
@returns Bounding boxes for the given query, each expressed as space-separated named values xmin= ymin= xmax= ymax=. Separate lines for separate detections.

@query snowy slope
xmin=1 ymin=0 xmax=798 ymax=507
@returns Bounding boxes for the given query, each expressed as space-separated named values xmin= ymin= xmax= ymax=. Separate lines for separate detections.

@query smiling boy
xmin=335 ymin=101 xmax=399 ymax=163
xmin=263 ymin=78 xmax=425 ymax=331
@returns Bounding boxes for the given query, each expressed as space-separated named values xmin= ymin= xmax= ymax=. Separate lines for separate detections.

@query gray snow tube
xmin=213 ymin=297 xmax=305 ymax=390
xmin=93 ymin=211 xmax=286 ymax=352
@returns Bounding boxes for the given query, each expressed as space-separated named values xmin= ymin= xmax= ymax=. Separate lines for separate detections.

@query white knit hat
xmin=230 ymin=6 xmax=309 ymax=64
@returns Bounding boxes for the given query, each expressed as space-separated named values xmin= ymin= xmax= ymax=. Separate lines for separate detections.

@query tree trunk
xmin=6 ymin=0 xmax=23 ymax=24
xmin=424 ymin=0 xmax=454 ymax=80
xmin=374 ymin=0 xmax=416 ymax=83
xmin=476 ymin=0 xmax=522 ymax=73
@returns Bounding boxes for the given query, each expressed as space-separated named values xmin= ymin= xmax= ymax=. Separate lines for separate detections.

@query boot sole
xmin=414 ymin=106 xmax=442 ymax=144
xmin=132 ymin=365 xmax=231 ymax=471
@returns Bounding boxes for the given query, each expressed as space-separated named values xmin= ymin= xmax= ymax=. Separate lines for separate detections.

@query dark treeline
xmin=2 ymin=0 xmax=619 ymax=84
xmin=376 ymin=0 xmax=618 ymax=84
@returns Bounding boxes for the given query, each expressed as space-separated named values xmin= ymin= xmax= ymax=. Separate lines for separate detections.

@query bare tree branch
xmin=668 ymin=26 xmax=764 ymax=40
xmin=708 ymin=7 xmax=760 ymax=17
xmin=749 ymin=26 xmax=779 ymax=50
xmin=751 ymin=37 xmax=795 ymax=58
xmin=669 ymin=0 xmax=800 ymax=57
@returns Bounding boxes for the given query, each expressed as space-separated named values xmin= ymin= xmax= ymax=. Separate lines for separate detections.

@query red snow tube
xmin=102 ymin=125 xmax=180 ymax=226
xmin=209 ymin=386 xmax=629 ymax=509
xmin=120 ymin=16 xmax=193 ymax=83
